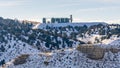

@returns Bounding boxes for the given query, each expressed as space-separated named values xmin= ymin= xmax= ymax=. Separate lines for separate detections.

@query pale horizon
xmin=0 ymin=0 xmax=120 ymax=24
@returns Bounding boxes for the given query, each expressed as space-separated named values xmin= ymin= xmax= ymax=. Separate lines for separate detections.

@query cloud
xmin=98 ymin=0 xmax=117 ymax=2
xmin=59 ymin=0 xmax=120 ymax=3
xmin=92 ymin=0 xmax=120 ymax=3
xmin=53 ymin=0 xmax=120 ymax=9
xmin=0 ymin=0 xmax=29 ymax=7
xmin=75 ymin=6 xmax=120 ymax=12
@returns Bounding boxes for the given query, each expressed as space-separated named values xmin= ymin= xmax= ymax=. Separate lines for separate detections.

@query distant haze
xmin=0 ymin=0 xmax=120 ymax=24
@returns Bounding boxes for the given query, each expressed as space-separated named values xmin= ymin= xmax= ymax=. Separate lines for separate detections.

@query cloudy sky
xmin=0 ymin=0 xmax=120 ymax=23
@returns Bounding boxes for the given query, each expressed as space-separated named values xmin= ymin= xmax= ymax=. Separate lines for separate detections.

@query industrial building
xmin=42 ymin=15 xmax=73 ymax=23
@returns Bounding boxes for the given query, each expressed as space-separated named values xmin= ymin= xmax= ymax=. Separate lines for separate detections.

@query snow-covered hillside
xmin=1 ymin=36 xmax=120 ymax=68
xmin=77 ymin=34 xmax=102 ymax=44
xmin=0 ymin=34 xmax=40 ymax=66
xmin=0 ymin=17 xmax=120 ymax=68
xmin=3 ymin=43 xmax=120 ymax=68
xmin=33 ymin=22 xmax=107 ymax=29
xmin=77 ymin=34 xmax=120 ymax=44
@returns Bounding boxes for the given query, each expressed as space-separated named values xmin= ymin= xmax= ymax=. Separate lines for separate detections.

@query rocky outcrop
xmin=77 ymin=44 xmax=105 ymax=60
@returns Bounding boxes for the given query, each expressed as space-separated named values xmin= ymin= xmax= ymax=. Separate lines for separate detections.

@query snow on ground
xmin=102 ymin=35 xmax=120 ymax=45
xmin=107 ymin=38 xmax=120 ymax=48
xmin=1 ymin=36 xmax=120 ymax=68
xmin=0 ymin=38 xmax=40 ymax=63
xmin=2 ymin=38 xmax=120 ymax=68
xmin=102 ymin=39 xmax=116 ymax=45
xmin=77 ymin=34 xmax=120 ymax=45
xmin=6 ymin=47 xmax=120 ymax=68
xmin=77 ymin=34 xmax=102 ymax=44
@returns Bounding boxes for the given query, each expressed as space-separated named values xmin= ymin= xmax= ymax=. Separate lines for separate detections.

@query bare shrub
xmin=44 ymin=61 xmax=49 ymax=66
xmin=87 ymin=41 xmax=92 ymax=44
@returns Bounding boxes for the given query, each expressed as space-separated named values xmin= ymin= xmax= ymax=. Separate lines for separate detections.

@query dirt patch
xmin=13 ymin=54 xmax=29 ymax=65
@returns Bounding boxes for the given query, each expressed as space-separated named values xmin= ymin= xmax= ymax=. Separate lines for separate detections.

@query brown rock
xmin=77 ymin=44 xmax=105 ymax=60
xmin=110 ymin=48 xmax=120 ymax=53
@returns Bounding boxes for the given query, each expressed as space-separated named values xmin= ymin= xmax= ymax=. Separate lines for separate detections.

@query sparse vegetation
xmin=44 ymin=61 xmax=49 ymax=66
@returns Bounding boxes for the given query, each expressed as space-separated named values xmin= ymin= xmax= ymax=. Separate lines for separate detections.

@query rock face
xmin=77 ymin=45 xmax=105 ymax=60
xmin=110 ymin=48 xmax=120 ymax=53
